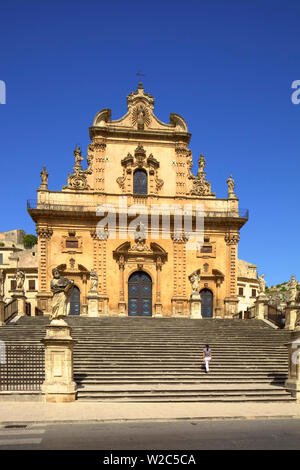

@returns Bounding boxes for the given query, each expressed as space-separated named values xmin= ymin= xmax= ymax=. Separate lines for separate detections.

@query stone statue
xmin=287 ymin=275 xmax=299 ymax=303
xmin=227 ymin=174 xmax=236 ymax=198
xmin=74 ymin=146 xmax=83 ymax=168
xmin=15 ymin=269 xmax=25 ymax=291
xmin=257 ymin=274 xmax=266 ymax=294
xmin=39 ymin=166 xmax=48 ymax=189
xmin=90 ymin=271 xmax=98 ymax=292
xmin=137 ymin=104 xmax=145 ymax=130
xmin=189 ymin=270 xmax=201 ymax=295
xmin=50 ymin=268 xmax=74 ymax=321
xmin=197 ymin=154 xmax=205 ymax=175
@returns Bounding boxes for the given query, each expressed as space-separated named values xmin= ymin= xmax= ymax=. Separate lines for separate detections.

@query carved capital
xmin=36 ymin=227 xmax=53 ymax=240
xmin=225 ymin=233 xmax=240 ymax=245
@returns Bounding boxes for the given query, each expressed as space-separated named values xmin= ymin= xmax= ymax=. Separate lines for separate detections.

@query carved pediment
xmin=91 ymin=83 xmax=189 ymax=137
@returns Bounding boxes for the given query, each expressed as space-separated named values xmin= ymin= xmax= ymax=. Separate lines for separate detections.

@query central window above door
xmin=133 ymin=169 xmax=148 ymax=195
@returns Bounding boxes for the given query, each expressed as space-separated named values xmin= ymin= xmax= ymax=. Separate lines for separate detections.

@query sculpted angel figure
xmin=189 ymin=270 xmax=201 ymax=295
xmin=50 ymin=268 xmax=74 ymax=321
xmin=257 ymin=274 xmax=266 ymax=294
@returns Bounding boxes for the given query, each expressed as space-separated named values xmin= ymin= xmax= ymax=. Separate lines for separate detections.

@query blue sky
xmin=0 ymin=0 xmax=299 ymax=286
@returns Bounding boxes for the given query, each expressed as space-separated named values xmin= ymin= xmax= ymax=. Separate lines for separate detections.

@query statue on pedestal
xmin=287 ymin=275 xmax=299 ymax=303
xmin=50 ymin=268 xmax=74 ymax=322
xmin=39 ymin=166 xmax=48 ymax=189
xmin=89 ymin=271 xmax=98 ymax=292
xmin=189 ymin=270 xmax=201 ymax=295
xmin=227 ymin=174 xmax=237 ymax=198
xmin=257 ymin=274 xmax=266 ymax=295
xmin=16 ymin=269 xmax=25 ymax=291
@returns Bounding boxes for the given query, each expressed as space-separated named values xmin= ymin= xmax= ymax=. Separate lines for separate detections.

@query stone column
xmin=154 ymin=257 xmax=163 ymax=317
xmin=117 ymin=256 xmax=126 ymax=316
xmin=215 ymin=278 xmax=222 ymax=318
xmin=41 ymin=320 xmax=77 ymax=402
xmin=224 ymin=233 xmax=239 ymax=317
xmin=36 ymin=226 xmax=53 ymax=314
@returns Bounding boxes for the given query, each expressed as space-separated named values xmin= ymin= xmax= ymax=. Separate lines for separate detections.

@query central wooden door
xmin=69 ymin=286 xmax=80 ymax=315
xmin=128 ymin=271 xmax=152 ymax=316
xmin=200 ymin=288 xmax=213 ymax=318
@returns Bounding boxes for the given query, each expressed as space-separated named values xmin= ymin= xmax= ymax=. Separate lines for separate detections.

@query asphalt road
xmin=0 ymin=418 xmax=300 ymax=451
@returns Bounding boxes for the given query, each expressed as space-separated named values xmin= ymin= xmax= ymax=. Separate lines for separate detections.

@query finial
xmin=138 ymin=82 xmax=143 ymax=89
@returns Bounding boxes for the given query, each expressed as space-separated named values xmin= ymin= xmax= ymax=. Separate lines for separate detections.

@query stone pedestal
xmin=87 ymin=291 xmax=99 ymax=317
xmin=118 ymin=301 xmax=126 ymax=317
xmin=255 ymin=294 xmax=267 ymax=320
xmin=285 ymin=303 xmax=299 ymax=330
xmin=285 ymin=329 xmax=300 ymax=401
xmin=41 ymin=320 xmax=77 ymax=402
xmin=224 ymin=296 xmax=239 ymax=318
xmin=12 ymin=290 xmax=27 ymax=316
xmin=190 ymin=294 xmax=202 ymax=319
xmin=154 ymin=303 xmax=163 ymax=318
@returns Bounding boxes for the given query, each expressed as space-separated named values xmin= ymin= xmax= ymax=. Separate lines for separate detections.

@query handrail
xmin=27 ymin=200 xmax=248 ymax=219
xmin=3 ymin=298 xmax=18 ymax=323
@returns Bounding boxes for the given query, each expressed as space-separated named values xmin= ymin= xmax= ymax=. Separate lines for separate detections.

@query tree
xmin=23 ymin=234 xmax=38 ymax=248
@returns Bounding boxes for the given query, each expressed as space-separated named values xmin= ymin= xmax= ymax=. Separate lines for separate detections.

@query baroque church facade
xmin=28 ymin=84 xmax=250 ymax=318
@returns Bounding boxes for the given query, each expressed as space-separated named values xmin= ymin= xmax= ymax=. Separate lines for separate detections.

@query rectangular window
xmin=10 ymin=280 xmax=17 ymax=291
xmin=28 ymin=280 xmax=36 ymax=291
xmin=200 ymin=245 xmax=212 ymax=253
xmin=252 ymin=289 xmax=257 ymax=297
xmin=66 ymin=240 xmax=78 ymax=249
xmin=238 ymin=287 xmax=244 ymax=296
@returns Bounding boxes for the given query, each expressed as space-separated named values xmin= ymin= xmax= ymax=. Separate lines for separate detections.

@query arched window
xmin=133 ymin=169 xmax=147 ymax=195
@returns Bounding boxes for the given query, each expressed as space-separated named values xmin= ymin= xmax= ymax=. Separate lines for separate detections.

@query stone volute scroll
xmin=62 ymin=146 xmax=90 ymax=191
xmin=191 ymin=154 xmax=215 ymax=197
xmin=50 ymin=267 xmax=74 ymax=325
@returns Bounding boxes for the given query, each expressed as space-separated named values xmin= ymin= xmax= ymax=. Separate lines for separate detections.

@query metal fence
xmin=3 ymin=298 xmax=18 ymax=323
xmin=267 ymin=305 xmax=285 ymax=328
xmin=0 ymin=345 xmax=45 ymax=391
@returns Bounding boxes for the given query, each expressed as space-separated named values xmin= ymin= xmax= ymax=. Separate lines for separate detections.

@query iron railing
xmin=267 ymin=305 xmax=285 ymax=328
xmin=0 ymin=345 xmax=45 ymax=391
xmin=27 ymin=199 xmax=248 ymax=219
xmin=3 ymin=298 xmax=18 ymax=323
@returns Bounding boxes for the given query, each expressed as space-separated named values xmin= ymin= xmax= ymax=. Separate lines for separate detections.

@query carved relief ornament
xmin=116 ymin=144 xmax=164 ymax=194
xmin=225 ymin=233 xmax=240 ymax=245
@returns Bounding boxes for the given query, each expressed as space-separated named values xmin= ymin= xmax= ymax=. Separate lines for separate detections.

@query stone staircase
xmin=0 ymin=316 xmax=295 ymax=403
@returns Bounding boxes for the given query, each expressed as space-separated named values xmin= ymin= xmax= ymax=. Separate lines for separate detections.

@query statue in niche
xmin=137 ymin=104 xmax=146 ymax=130
xmin=16 ymin=269 xmax=25 ymax=291
xmin=50 ymin=268 xmax=74 ymax=321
